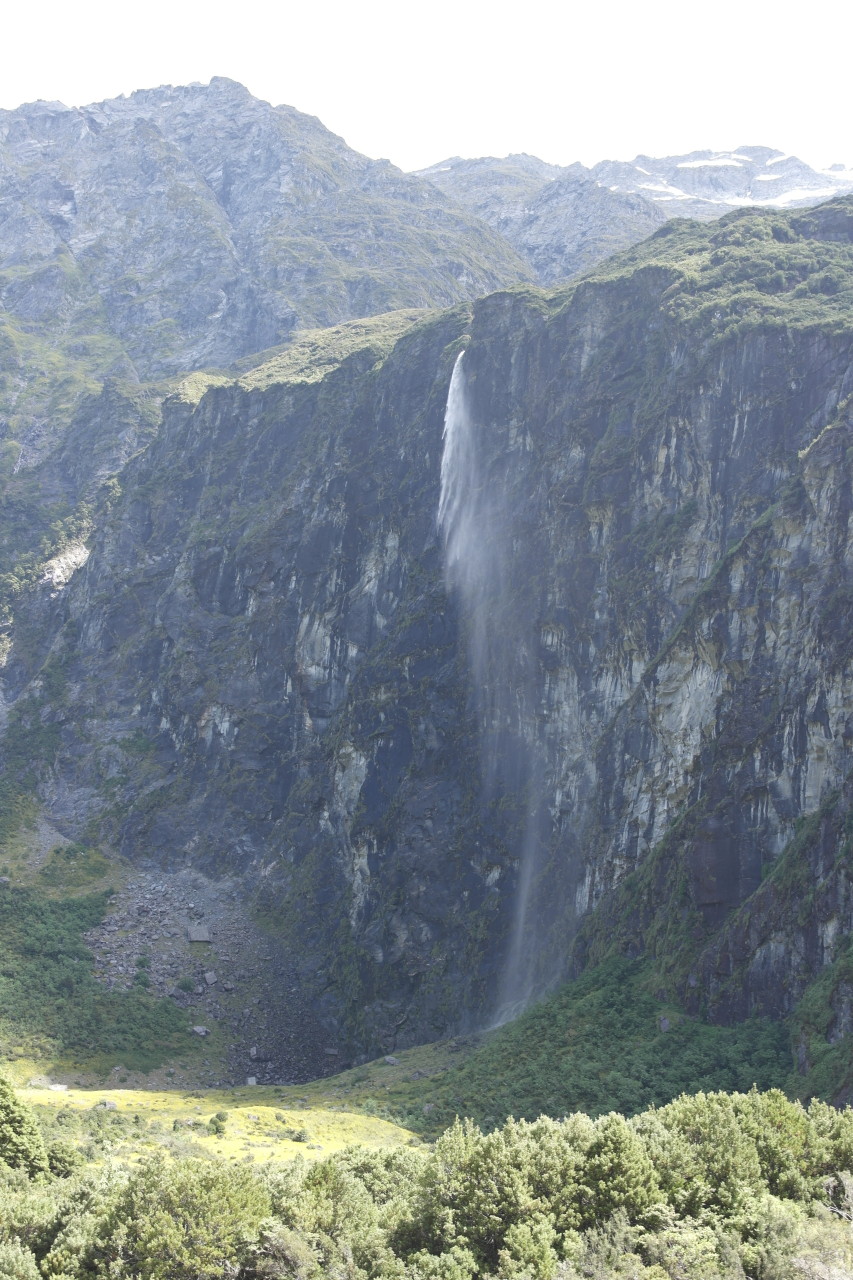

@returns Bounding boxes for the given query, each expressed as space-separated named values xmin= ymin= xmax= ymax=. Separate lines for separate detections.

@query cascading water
xmin=438 ymin=351 xmax=507 ymax=786
xmin=438 ymin=351 xmax=549 ymax=1022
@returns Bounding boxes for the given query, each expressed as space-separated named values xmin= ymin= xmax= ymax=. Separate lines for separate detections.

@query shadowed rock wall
xmin=6 ymin=205 xmax=853 ymax=1061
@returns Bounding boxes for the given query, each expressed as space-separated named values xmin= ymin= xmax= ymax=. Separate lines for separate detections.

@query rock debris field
xmin=84 ymin=867 xmax=338 ymax=1087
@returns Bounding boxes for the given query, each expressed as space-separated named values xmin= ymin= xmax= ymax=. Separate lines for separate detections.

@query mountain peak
xmin=208 ymin=75 xmax=251 ymax=93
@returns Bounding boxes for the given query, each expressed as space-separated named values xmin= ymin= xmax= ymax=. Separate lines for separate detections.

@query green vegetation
xmin=567 ymin=197 xmax=853 ymax=339
xmin=2 ymin=1073 xmax=853 ymax=1279
xmin=0 ymin=497 xmax=93 ymax=625
xmin=0 ymin=885 xmax=194 ymax=1072
xmin=0 ymin=690 xmax=63 ymax=847
xmin=37 ymin=845 xmax=110 ymax=890
xmin=314 ymin=959 xmax=793 ymax=1138
xmin=0 ymin=1075 xmax=48 ymax=1177
xmin=0 ymin=308 xmax=126 ymax=443
xmin=398 ymin=960 xmax=793 ymax=1134
xmin=791 ymin=941 xmax=853 ymax=1103
xmin=234 ymin=309 xmax=431 ymax=391
xmin=172 ymin=309 xmax=431 ymax=405
xmin=88 ymin=1156 xmax=271 ymax=1279
xmin=18 ymin=1082 xmax=414 ymax=1171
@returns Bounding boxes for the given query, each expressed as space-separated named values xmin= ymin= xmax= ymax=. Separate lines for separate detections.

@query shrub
xmin=46 ymin=1139 xmax=86 ymax=1179
xmin=0 ymin=1076 xmax=49 ymax=1179
xmin=639 ymin=1092 xmax=762 ymax=1223
xmin=80 ymin=1156 xmax=270 ymax=1279
xmin=577 ymin=1113 xmax=661 ymax=1229
xmin=0 ymin=1239 xmax=40 ymax=1280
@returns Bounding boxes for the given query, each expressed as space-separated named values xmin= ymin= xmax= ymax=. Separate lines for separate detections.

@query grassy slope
xmin=173 ymin=308 xmax=432 ymax=404
xmin=21 ymin=1085 xmax=416 ymax=1166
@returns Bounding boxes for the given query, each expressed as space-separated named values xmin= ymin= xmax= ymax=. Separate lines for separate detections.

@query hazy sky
xmin=4 ymin=0 xmax=851 ymax=172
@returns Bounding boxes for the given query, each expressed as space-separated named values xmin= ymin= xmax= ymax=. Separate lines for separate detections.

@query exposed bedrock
xmin=8 ymin=219 xmax=853 ymax=1058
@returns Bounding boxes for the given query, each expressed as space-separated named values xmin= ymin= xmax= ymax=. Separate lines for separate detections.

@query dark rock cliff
xmin=6 ymin=200 xmax=853 ymax=1066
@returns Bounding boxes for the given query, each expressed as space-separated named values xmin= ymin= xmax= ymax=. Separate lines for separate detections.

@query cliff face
xmin=6 ymin=200 xmax=853 ymax=1065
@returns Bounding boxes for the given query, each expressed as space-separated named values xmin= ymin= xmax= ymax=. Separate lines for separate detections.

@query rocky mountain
xmin=419 ymin=147 xmax=853 ymax=286
xmin=415 ymin=155 xmax=567 ymax=227
xmin=418 ymin=155 xmax=667 ymax=284
xmin=6 ymin=192 xmax=853 ymax=1090
xmin=0 ymin=78 xmax=531 ymax=454
xmin=591 ymin=146 xmax=853 ymax=219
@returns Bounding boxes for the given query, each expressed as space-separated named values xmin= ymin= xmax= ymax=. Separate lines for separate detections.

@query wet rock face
xmin=452 ymin=281 xmax=853 ymax=1013
xmin=10 ymin=204 xmax=853 ymax=1057
xmin=41 ymin=311 xmax=489 ymax=1052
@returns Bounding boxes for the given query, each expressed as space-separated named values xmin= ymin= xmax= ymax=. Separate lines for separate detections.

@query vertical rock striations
xmin=6 ymin=200 xmax=853 ymax=1062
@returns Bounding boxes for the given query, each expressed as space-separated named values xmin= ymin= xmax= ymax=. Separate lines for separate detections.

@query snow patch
xmin=677 ymin=157 xmax=744 ymax=168
xmin=761 ymin=185 xmax=838 ymax=205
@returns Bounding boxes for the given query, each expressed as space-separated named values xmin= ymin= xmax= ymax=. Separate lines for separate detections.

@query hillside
xmin=0 ymin=78 xmax=531 ymax=459
xmin=418 ymin=155 xmax=667 ymax=283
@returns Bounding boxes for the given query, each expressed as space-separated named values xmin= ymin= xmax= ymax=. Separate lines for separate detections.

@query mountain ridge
xmin=0 ymin=77 xmax=530 ymax=455
xmin=418 ymin=146 xmax=853 ymax=286
xmin=3 ymin=82 xmax=853 ymax=1101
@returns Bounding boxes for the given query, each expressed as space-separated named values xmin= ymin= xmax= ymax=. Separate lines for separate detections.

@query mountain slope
xmin=5 ymin=199 xmax=853 ymax=1080
xmin=418 ymin=154 xmax=666 ymax=283
xmin=0 ymin=78 xmax=531 ymax=454
xmin=592 ymin=146 xmax=853 ymax=218
xmin=418 ymin=148 xmax=853 ymax=286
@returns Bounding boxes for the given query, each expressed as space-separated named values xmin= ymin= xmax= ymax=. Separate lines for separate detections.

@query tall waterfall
xmin=438 ymin=351 xmax=547 ymax=1021
xmin=438 ymin=352 xmax=506 ymax=786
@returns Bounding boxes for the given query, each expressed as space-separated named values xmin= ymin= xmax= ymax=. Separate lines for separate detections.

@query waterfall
xmin=438 ymin=352 xmax=505 ymax=785
xmin=438 ymin=351 xmax=547 ymax=1022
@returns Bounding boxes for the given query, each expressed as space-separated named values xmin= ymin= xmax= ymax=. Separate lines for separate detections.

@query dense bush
xmin=0 ymin=1239 xmax=41 ymax=1280
xmin=0 ymin=1075 xmax=49 ymax=1178
xmin=408 ymin=959 xmax=793 ymax=1133
xmin=2 ymin=1074 xmax=853 ymax=1279
xmin=78 ymin=1156 xmax=271 ymax=1279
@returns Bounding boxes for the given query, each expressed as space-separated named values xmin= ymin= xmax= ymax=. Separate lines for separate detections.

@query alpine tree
xmin=0 ymin=1074 xmax=49 ymax=1178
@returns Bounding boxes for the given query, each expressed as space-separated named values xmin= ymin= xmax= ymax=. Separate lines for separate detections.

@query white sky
xmin=3 ymin=0 xmax=851 ymax=172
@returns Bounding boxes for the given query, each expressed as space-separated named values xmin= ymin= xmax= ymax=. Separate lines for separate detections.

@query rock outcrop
xmin=5 ymin=194 xmax=853 ymax=1072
